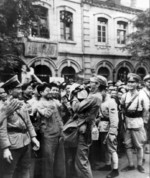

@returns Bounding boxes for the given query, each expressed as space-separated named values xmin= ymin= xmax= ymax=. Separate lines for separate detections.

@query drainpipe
xmin=52 ymin=0 xmax=58 ymax=77
xmin=81 ymin=0 xmax=85 ymax=79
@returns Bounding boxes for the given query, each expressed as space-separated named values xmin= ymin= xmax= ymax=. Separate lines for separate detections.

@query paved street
xmin=93 ymin=153 xmax=150 ymax=178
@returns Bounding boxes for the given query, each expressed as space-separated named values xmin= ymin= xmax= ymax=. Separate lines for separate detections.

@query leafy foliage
xmin=125 ymin=9 xmax=150 ymax=61
xmin=0 ymin=0 xmax=39 ymax=72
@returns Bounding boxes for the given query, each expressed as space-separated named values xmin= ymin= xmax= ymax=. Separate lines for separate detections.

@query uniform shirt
xmin=37 ymin=98 xmax=63 ymax=138
xmin=0 ymin=100 xmax=5 ymax=125
xmin=140 ymin=87 xmax=150 ymax=124
xmin=99 ymin=95 xmax=119 ymax=135
xmin=72 ymin=93 xmax=101 ymax=125
xmin=121 ymin=90 xmax=144 ymax=129
xmin=0 ymin=101 xmax=36 ymax=149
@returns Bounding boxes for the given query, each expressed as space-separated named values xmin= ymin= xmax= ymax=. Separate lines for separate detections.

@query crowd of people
xmin=0 ymin=71 xmax=150 ymax=178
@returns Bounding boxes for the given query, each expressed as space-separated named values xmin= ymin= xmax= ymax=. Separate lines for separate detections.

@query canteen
xmin=92 ymin=125 xmax=99 ymax=141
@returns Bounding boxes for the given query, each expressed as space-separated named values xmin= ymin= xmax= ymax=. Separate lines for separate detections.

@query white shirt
xmin=121 ymin=90 xmax=144 ymax=129
xmin=139 ymin=88 xmax=150 ymax=124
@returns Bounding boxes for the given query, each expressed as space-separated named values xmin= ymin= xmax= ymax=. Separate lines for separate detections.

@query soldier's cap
xmin=90 ymin=75 xmax=108 ymax=87
xmin=1 ymin=75 xmax=22 ymax=91
xmin=127 ymin=73 xmax=141 ymax=82
xmin=143 ymin=74 xmax=150 ymax=81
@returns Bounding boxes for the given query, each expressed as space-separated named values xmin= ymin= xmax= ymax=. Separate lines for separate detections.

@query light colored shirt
xmin=99 ymin=95 xmax=119 ymax=135
xmin=0 ymin=101 xmax=36 ymax=149
xmin=37 ymin=98 xmax=63 ymax=138
xmin=121 ymin=90 xmax=144 ymax=129
xmin=139 ymin=88 xmax=150 ymax=124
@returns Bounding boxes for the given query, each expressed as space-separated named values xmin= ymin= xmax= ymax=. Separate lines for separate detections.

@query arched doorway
xmin=98 ymin=67 xmax=110 ymax=79
xmin=117 ymin=67 xmax=129 ymax=82
xmin=136 ymin=67 xmax=146 ymax=79
xmin=33 ymin=65 xmax=52 ymax=82
xmin=61 ymin=66 xmax=75 ymax=83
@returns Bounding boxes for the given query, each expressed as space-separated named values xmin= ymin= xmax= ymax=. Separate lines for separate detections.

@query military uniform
xmin=141 ymin=75 xmax=150 ymax=154
xmin=69 ymin=76 xmax=108 ymax=178
xmin=140 ymin=87 xmax=150 ymax=125
xmin=99 ymin=95 xmax=118 ymax=136
xmin=0 ymin=100 xmax=36 ymax=178
xmin=98 ymin=94 xmax=119 ymax=176
xmin=0 ymin=75 xmax=38 ymax=178
xmin=121 ymin=90 xmax=146 ymax=149
xmin=121 ymin=73 xmax=146 ymax=173
xmin=72 ymin=94 xmax=101 ymax=178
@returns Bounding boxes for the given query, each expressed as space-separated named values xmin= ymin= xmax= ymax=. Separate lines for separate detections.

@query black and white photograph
xmin=0 ymin=0 xmax=150 ymax=178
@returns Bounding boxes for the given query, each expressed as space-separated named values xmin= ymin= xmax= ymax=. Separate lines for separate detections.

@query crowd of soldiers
xmin=0 ymin=71 xmax=150 ymax=178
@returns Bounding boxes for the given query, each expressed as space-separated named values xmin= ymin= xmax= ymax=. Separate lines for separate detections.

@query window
xmin=60 ymin=11 xmax=73 ymax=40
xmin=98 ymin=67 xmax=110 ymax=79
xmin=117 ymin=21 xmax=127 ymax=44
xmin=97 ymin=18 xmax=108 ymax=43
xmin=31 ymin=6 xmax=49 ymax=38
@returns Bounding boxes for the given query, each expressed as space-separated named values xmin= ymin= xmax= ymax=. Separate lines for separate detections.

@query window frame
xmin=117 ymin=21 xmax=128 ymax=45
xmin=60 ymin=10 xmax=73 ymax=41
xmin=31 ymin=5 xmax=50 ymax=39
xmin=94 ymin=13 xmax=111 ymax=46
xmin=97 ymin=17 xmax=108 ymax=44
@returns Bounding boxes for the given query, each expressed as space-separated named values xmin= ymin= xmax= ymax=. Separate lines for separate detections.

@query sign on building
xmin=25 ymin=41 xmax=58 ymax=58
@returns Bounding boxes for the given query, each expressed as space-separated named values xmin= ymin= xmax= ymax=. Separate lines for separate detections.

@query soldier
xmin=88 ymin=75 xmax=103 ymax=169
xmin=70 ymin=81 xmax=101 ymax=178
xmin=97 ymin=77 xmax=119 ymax=178
xmin=0 ymin=75 xmax=40 ymax=178
xmin=121 ymin=73 xmax=146 ymax=173
xmin=0 ymin=87 xmax=24 ymax=176
xmin=140 ymin=74 xmax=150 ymax=156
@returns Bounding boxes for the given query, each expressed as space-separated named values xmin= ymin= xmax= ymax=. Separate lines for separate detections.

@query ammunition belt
xmin=125 ymin=111 xmax=142 ymax=118
xmin=8 ymin=127 xmax=28 ymax=133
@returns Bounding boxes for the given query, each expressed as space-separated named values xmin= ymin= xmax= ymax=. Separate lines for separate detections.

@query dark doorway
xmin=136 ymin=67 xmax=146 ymax=79
xmin=33 ymin=65 xmax=52 ymax=83
xmin=61 ymin=67 xmax=75 ymax=83
xmin=98 ymin=67 xmax=110 ymax=79
xmin=117 ymin=67 xmax=129 ymax=83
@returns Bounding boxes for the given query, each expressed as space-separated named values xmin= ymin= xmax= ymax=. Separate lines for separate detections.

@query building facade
xmin=21 ymin=0 xmax=149 ymax=83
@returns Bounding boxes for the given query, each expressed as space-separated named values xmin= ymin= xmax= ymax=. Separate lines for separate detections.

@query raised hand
xmin=4 ymin=99 xmax=22 ymax=116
